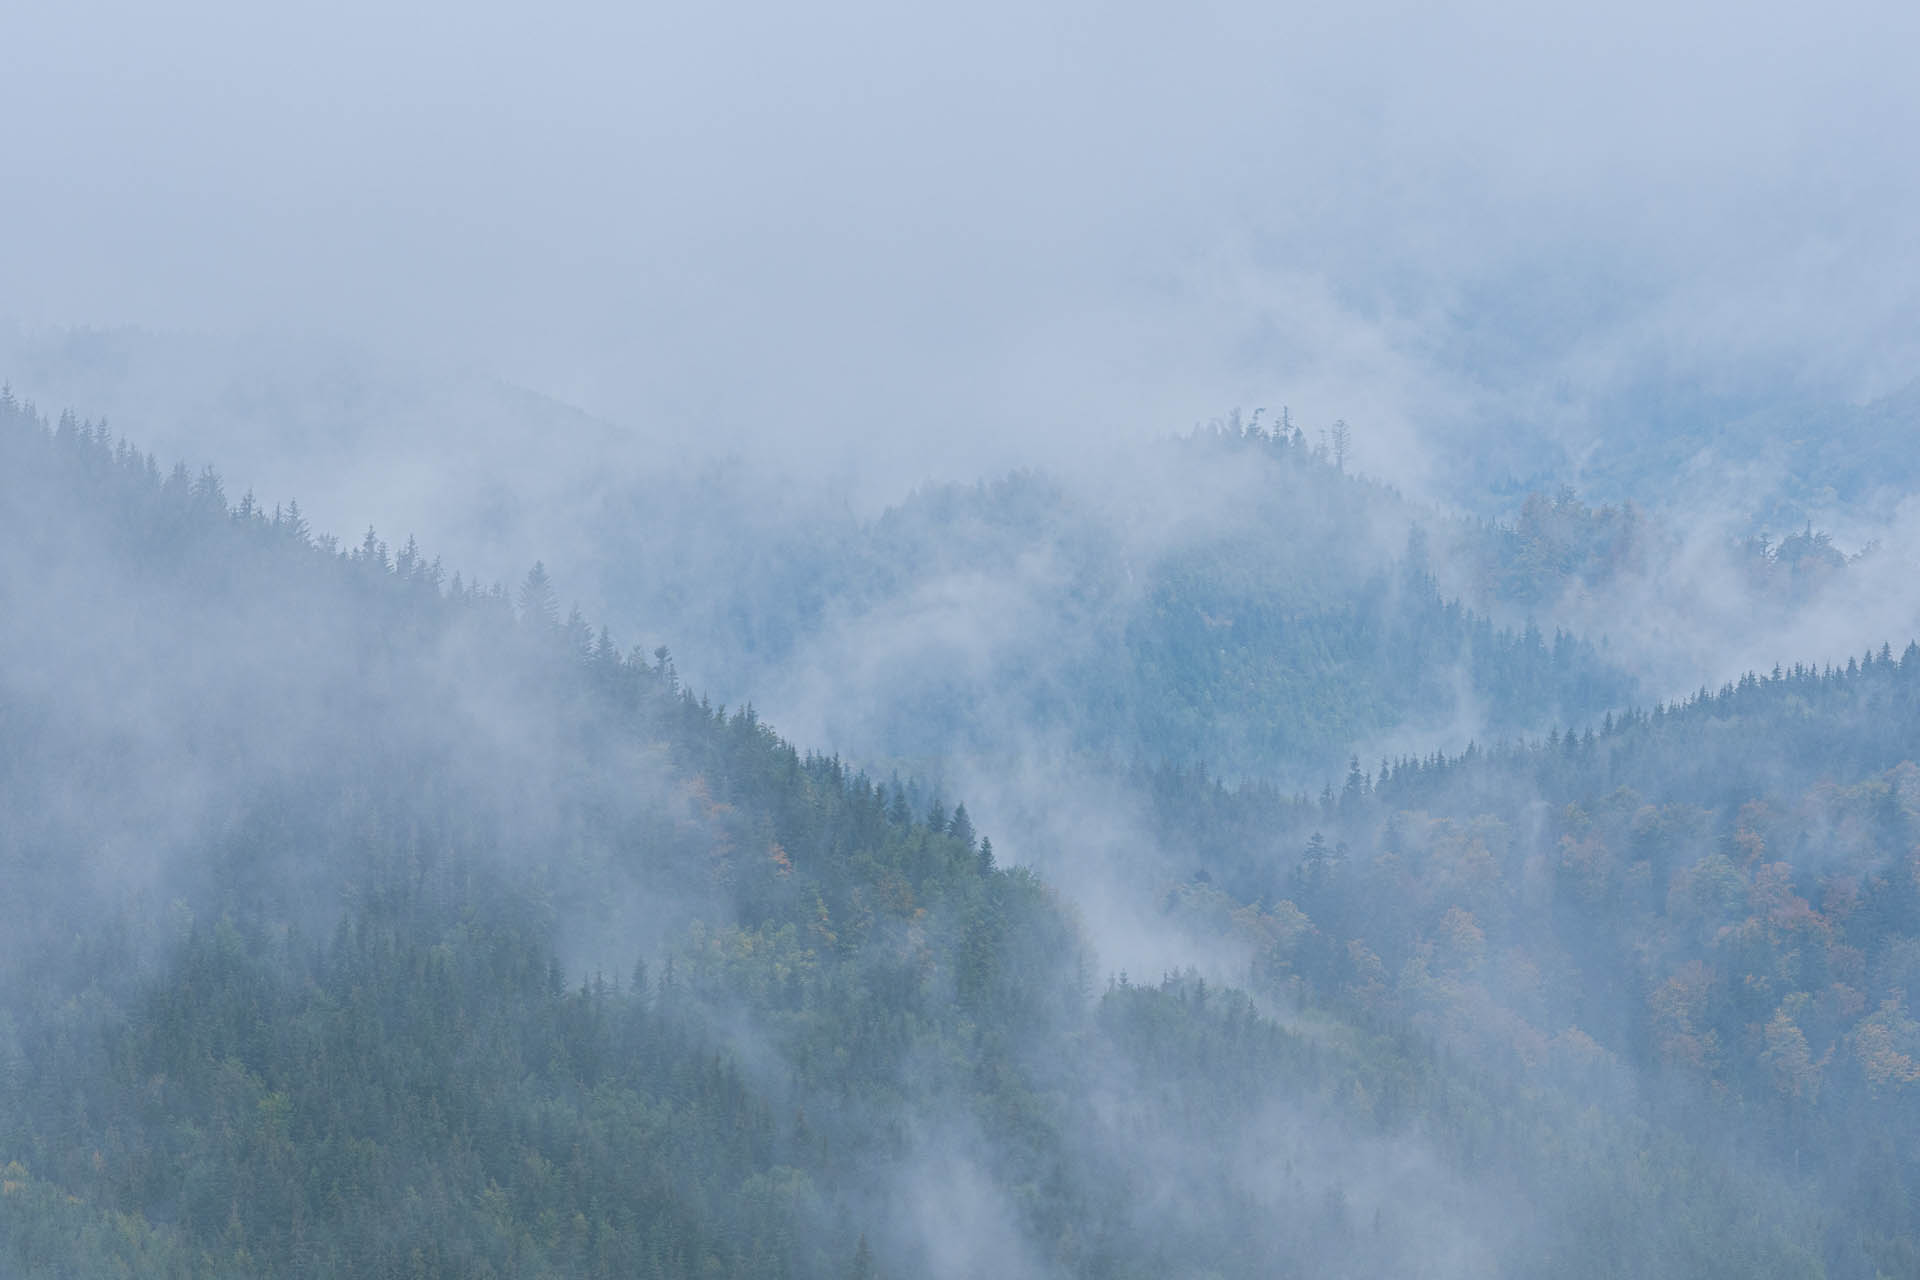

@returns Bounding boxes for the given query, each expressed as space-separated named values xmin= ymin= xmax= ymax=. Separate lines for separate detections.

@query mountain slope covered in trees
xmin=588 ymin=419 xmax=1630 ymax=785
xmin=1135 ymin=653 xmax=1920 ymax=1279
xmin=1 ymin=393 xmax=1913 ymax=1278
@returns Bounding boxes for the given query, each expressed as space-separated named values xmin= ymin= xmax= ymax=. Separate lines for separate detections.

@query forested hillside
xmin=9 ymin=0 xmax=1920 ymax=1272
xmin=1135 ymin=654 xmax=1920 ymax=1278
xmin=2 ymin=392 xmax=1915 ymax=1278
xmin=1541 ymin=378 xmax=1920 ymax=532
xmin=588 ymin=418 xmax=1630 ymax=784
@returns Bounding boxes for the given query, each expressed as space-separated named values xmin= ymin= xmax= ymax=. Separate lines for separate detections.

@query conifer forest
xmin=4 ymin=3 xmax=1920 ymax=1276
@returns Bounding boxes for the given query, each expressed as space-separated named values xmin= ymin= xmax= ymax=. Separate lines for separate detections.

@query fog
xmin=6 ymin=3 xmax=1920 ymax=1276
xmin=6 ymin=0 xmax=1919 ymax=494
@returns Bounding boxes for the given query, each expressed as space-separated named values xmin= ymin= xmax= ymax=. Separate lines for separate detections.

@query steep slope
xmin=589 ymin=421 xmax=1630 ymax=784
xmin=0 ymin=326 xmax=626 ymax=591
xmin=1139 ymin=654 xmax=1920 ymax=1280
xmin=0 ymin=395 xmax=1878 ymax=1278
xmin=0 ymin=396 xmax=1075 ymax=1275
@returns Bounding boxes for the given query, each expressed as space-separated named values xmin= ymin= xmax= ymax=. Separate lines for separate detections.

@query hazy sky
xmin=4 ymin=0 xmax=1917 ymax=480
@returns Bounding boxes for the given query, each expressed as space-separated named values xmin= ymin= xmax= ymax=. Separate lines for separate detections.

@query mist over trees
xmin=4 ymin=2 xmax=1919 ymax=1273
xmin=5 ymin=379 xmax=1919 ymax=1278
xmin=578 ymin=417 xmax=1632 ymax=786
